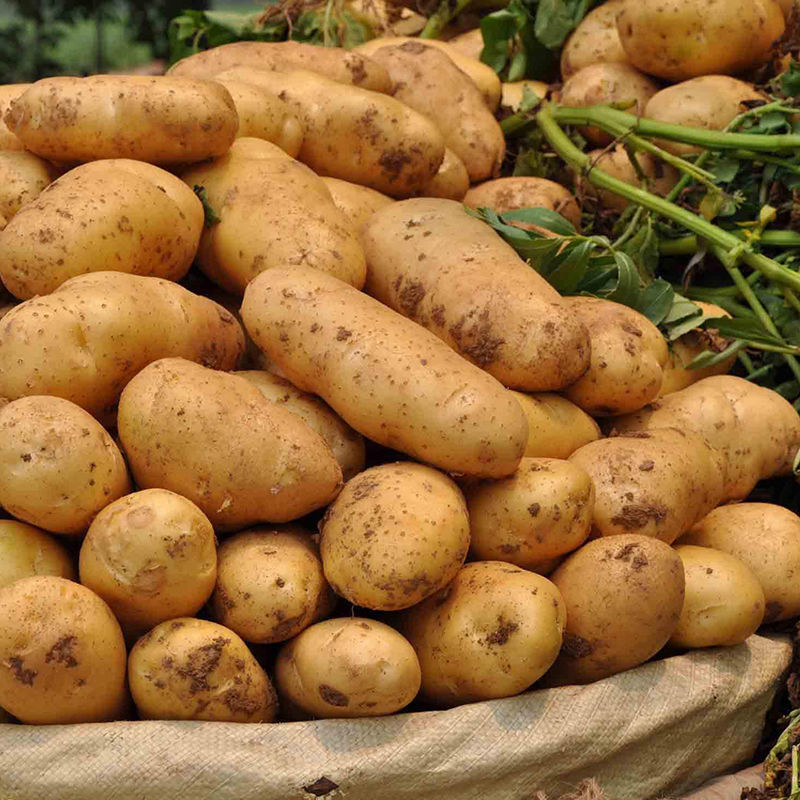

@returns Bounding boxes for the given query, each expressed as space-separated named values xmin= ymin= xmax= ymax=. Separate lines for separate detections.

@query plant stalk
xmin=419 ymin=0 xmax=474 ymax=38
xmin=660 ymin=231 xmax=800 ymax=256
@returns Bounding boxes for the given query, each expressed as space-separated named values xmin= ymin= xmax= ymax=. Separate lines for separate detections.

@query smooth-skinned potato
xmin=0 ymin=520 xmax=76 ymax=588
xmin=446 ymin=28 xmax=484 ymax=60
xmin=500 ymin=80 xmax=550 ymax=110
xmin=0 ymin=576 xmax=128 ymax=724
xmin=0 ymin=84 xmax=29 ymax=150
xmin=418 ymin=147 xmax=469 ymax=200
xmin=241 ymin=266 xmax=529 ymax=478
xmin=0 ymin=150 xmax=57 ymax=221
xmin=0 ymin=396 xmax=131 ymax=535
xmin=561 ymin=0 xmax=628 ymax=79
xmin=321 ymin=177 xmax=394 ymax=235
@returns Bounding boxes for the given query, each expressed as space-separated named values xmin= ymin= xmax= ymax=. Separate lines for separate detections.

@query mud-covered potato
xmin=275 ymin=617 xmax=421 ymax=718
xmin=0 ymin=84 xmax=29 ymax=150
xmin=320 ymin=463 xmax=470 ymax=610
xmin=211 ymin=526 xmax=335 ymax=644
xmin=321 ymin=177 xmax=394 ymax=235
xmin=0 ymin=150 xmax=57 ymax=222
xmin=417 ymin=148 xmax=469 ymax=200
xmin=561 ymin=0 xmax=628 ymax=79
xmin=0 ymin=576 xmax=128 ymax=723
xmin=0 ymin=520 xmax=76 ymax=588
xmin=128 ymin=618 xmax=277 ymax=722
xmin=500 ymin=80 xmax=550 ymax=111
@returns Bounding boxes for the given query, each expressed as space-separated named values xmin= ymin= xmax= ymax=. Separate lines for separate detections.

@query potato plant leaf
xmin=193 ymin=186 xmax=221 ymax=228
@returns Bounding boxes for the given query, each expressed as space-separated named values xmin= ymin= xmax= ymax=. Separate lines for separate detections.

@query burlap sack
xmin=0 ymin=634 xmax=790 ymax=800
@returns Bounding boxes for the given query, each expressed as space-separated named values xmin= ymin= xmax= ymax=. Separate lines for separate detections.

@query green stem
xmin=613 ymin=206 xmax=644 ymax=249
xmin=786 ymin=289 xmax=800 ymax=317
xmin=659 ymin=230 xmax=800 ymax=256
xmin=738 ymin=351 xmax=756 ymax=374
xmin=419 ymin=0 xmax=474 ymax=38
xmin=728 ymin=150 xmax=800 ymax=174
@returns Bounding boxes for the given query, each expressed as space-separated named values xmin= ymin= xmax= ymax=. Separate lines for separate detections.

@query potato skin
xmin=0 ymin=520 xmax=76 ymax=589
xmin=466 ymin=458 xmax=594 ymax=571
xmin=561 ymin=0 xmax=628 ymax=79
xmin=79 ymin=489 xmax=218 ymax=640
xmin=418 ymin=147 xmax=469 ymax=201
xmin=5 ymin=76 xmax=238 ymax=164
xmin=129 ymin=618 xmax=277 ymax=722
xmin=400 ymin=561 xmax=565 ymax=706
xmin=320 ymin=462 xmax=470 ymax=610
xmin=0 ymin=396 xmax=131 ymax=536
xmin=680 ymin=503 xmax=800 ymax=623
xmin=0 ymin=84 xmax=29 ymax=150
xmin=241 ymin=266 xmax=529 ymax=478
xmin=446 ymin=28 xmax=484 ymax=60
xmin=0 ymin=576 xmax=128 ymax=724
xmin=0 ymin=150 xmax=57 ymax=221
xmin=362 ymin=198 xmax=590 ymax=392
xmin=321 ymin=177 xmax=394 ymax=235
xmin=617 ymin=0 xmax=785 ymax=81
xmin=670 ymin=545 xmax=765 ymax=648
xmin=501 ymin=80 xmax=550 ymax=110
xmin=546 ymin=535 xmax=685 ymax=685
xmin=0 ymin=272 xmax=245 ymax=424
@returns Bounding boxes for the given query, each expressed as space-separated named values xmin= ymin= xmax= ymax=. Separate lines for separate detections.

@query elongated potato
xmin=418 ymin=148 xmax=469 ymax=200
xmin=0 ymin=84 xmax=29 ymax=150
xmin=0 ymin=272 xmax=244 ymax=423
xmin=241 ymin=267 xmax=529 ymax=478
xmin=5 ymin=76 xmax=238 ymax=164
xmin=321 ymin=177 xmax=394 ymax=235
xmin=561 ymin=0 xmax=628 ymax=78
xmin=118 ymin=358 xmax=343 ymax=530
xmin=501 ymin=81 xmax=550 ymax=110
xmin=362 ymin=198 xmax=590 ymax=392
xmin=0 ymin=159 xmax=204 ymax=299
xmin=0 ymin=151 xmax=58 ymax=221
xmin=0 ymin=520 xmax=76 ymax=588
xmin=512 ymin=392 xmax=601 ymax=458
xmin=169 ymin=41 xmax=391 ymax=93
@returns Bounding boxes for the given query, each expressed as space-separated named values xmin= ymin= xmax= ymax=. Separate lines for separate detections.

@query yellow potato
xmin=418 ymin=147 xmax=469 ymax=200
xmin=446 ymin=28 xmax=484 ymax=60
xmin=500 ymin=80 xmax=550 ymax=111
xmin=0 ymin=520 xmax=76 ymax=588
xmin=321 ymin=177 xmax=394 ymax=235
xmin=0 ymin=84 xmax=29 ymax=150
xmin=0 ymin=150 xmax=57 ymax=221
xmin=362 ymin=198 xmax=591 ymax=392
xmin=241 ymin=266 xmax=529 ymax=478
xmin=5 ymin=76 xmax=238 ymax=164
xmin=0 ymin=396 xmax=131 ymax=536
xmin=561 ymin=0 xmax=628 ymax=78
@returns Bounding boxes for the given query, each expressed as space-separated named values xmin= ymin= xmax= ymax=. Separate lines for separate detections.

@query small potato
xmin=569 ymin=429 xmax=725 ymax=544
xmin=546 ymin=535 xmax=685 ymax=685
xmin=0 ymin=576 xmax=128 ymax=724
xmin=0 ymin=85 xmax=30 ymax=150
xmin=0 ymin=396 xmax=131 ymax=536
xmin=211 ymin=527 xmax=334 ymax=644
xmin=561 ymin=0 xmax=628 ymax=79
xmin=321 ymin=177 xmax=394 ymax=235
xmin=465 ymin=458 xmax=594 ymax=571
xmin=320 ymin=463 xmax=470 ymax=610
xmin=129 ymin=618 xmax=277 ymax=722
xmin=0 ymin=520 xmax=76 ymax=588
xmin=275 ymin=617 xmax=421 ymax=718
xmin=0 ymin=150 xmax=58 ymax=221
xmin=559 ymin=62 xmax=660 ymax=145
xmin=500 ymin=80 xmax=550 ymax=111
xmin=670 ymin=545 xmax=765 ymax=648
xmin=418 ymin=147 xmax=469 ymax=201
xmin=446 ymin=28 xmax=484 ymax=60
xmin=79 ymin=490 xmax=218 ymax=640
xmin=512 ymin=391 xmax=601 ymax=459
xmin=401 ymin=561 xmax=565 ymax=706
xmin=680 ymin=503 xmax=800 ymax=623
xmin=5 ymin=76 xmax=238 ymax=164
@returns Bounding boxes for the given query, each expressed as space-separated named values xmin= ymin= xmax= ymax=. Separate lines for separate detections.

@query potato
xmin=0 ymin=159 xmax=204 ymax=299
xmin=569 ymin=429 xmax=724 ymax=544
xmin=545 ymin=535 xmax=684 ymax=685
xmin=418 ymin=147 xmax=470 ymax=200
xmin=0 ymin=576 xmax=128 ymax=724
xmin=276 ymin=617 xmax=421 ymax=718
xmin=362 ymin=198 xmax=590 ymax=392
xmin=501 ymin=80 xmax=550 ymax=111
xmin=321 ymin=177 xmax=394 ymax=235
xmin=0 ymin=707 xmax=11 ymax=723
xmin=211 ymin=527 xmax=334 ymax=644
xmin=446 ymin=28 xmax=484 ymax=60
xmin=169 ymin=41 xmax=391 ymax=93
xmin=465 ymin=458 xmax=594 ymax=572
xmin=512 ymin=391 xmax=601 ymax=459
xmin=0 ymin=84 xmax=29 ymax=150
xmin=559 ymin=63 xmax=660 ymax=145
xmin=561 ymin=0 xmax=628 ymax=79
xmin=561 ymin=296 xmax=668 ymax=416
xmin=129 ymin=618 xmax=277 ymax=722
xmin=0 ymin=272 xmax=245 ymax=424
xmin=670 ymin=545 xmax=765 ymax=648
xmin=79 ymin=490 xmax=217 ymax=640
xmin=368 ymin=42 xmax=505 ymax=182
xmin=0 ymin=150 xmax=58 ymax=221
xmin=241 ymin=266 xmax=529 ymax=478
xmin=5 ymin=76 xmax=238 ymax=164
xmin=400 ymin=561 xmax=565 ymax=706
xmin=680 ymin=503 xmax=800 ymax=623
xmin=0 ymin=520 xmax=76 ymax=588
xmin=213 ymin=78 xmax=303 ymax=157
xmin=464 ymin=177 xmax=581 ymax=230
xmin=354 ymin=37 xmax=502 ymax=110
xmin=118 ymin=358 xmax=342 ymax=531
xmin=181 ymin=137 xmax=366 ymax=294
xmin=643 ymin=77 xmax=765 ymax=156
xmin=0 ymin=396 xmax=131 ymax=536
xmin=617 ymin=0 xmax=785 ymax=81
xmin=320 ymin=463 xmax=470 ymax=610
xmin=215 ymin=68 xmax=444 ymax=198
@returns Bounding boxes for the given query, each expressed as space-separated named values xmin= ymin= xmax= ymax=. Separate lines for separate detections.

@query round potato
xmin=0 ymin=150 xmax=57 ymax=221
xmin=680 ymin=503 xmax=800 ymax=623
xmin=670 ymin=545 xmax=765 ymax=648
xmin=546 ymin=535 xmax=685 ymax=685
xmin=320 ymin=463 xmax=470 ymax=610
xmin=79 ymin=489 xmax=218 ymax=640
xmin=465 ymin=458 xmax=594 ymax=571
xmin=0 ymin=520 xmax=76 ymax=588
xmin=0 ymin=576 xmax=128 ymax=724
xmin=418 ymin=147 xmax=470 ymax=200
xmin=129 ymin=618 xmax=277 ymax=722
xmin=446 ymin=28 xmax=484 ymax=60
xmin=275 ymin=617 xmax=421 ymax=719
xmin=501 ymin=80 xmax=550 ymax=111
xmin=401 ymin=561 xmax=565 ymax=706
xmin=561 ymin=0 xmax=628 ymax=79
xmin=211 ymin=526 xmax=335 ymax=644
xmin=321 ymin=177 xmax=394 ymax=235
xmin=0 ymin=396 xmax=131 ymax=535
xmin=0 ymin=84 xmax=29 ymax=150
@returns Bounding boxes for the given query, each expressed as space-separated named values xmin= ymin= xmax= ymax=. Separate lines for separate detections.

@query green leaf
xmin=479 ymin=11 xmax=517 ymax=73
xmin=605 ymin=252 xmax=641 ymax=307
xmin=193 ymin=186 xmax=221 ymax=228
xmin=702 ymin=316 xmax=788 ymax=348
xmin=639 ymin=280 xmax=674 ymax=326
xmin=547 ymin=239 xmax=594 ymax=293
xmin=533 ymin=0 xmax=590 ymax=49
xmin=685 ymin=341 xmax=745 ymax=370
xmin=500 ymin=206 xmax=577 ymax=235
xmin=710 ymin=158 xmax=740 ymax=183
xmin=781 ymin=60 xmax=800 ymax=98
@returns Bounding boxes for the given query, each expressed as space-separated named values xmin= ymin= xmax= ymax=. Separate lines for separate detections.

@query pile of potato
xmin=1 ymin=0 xmax=799 ymax=728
